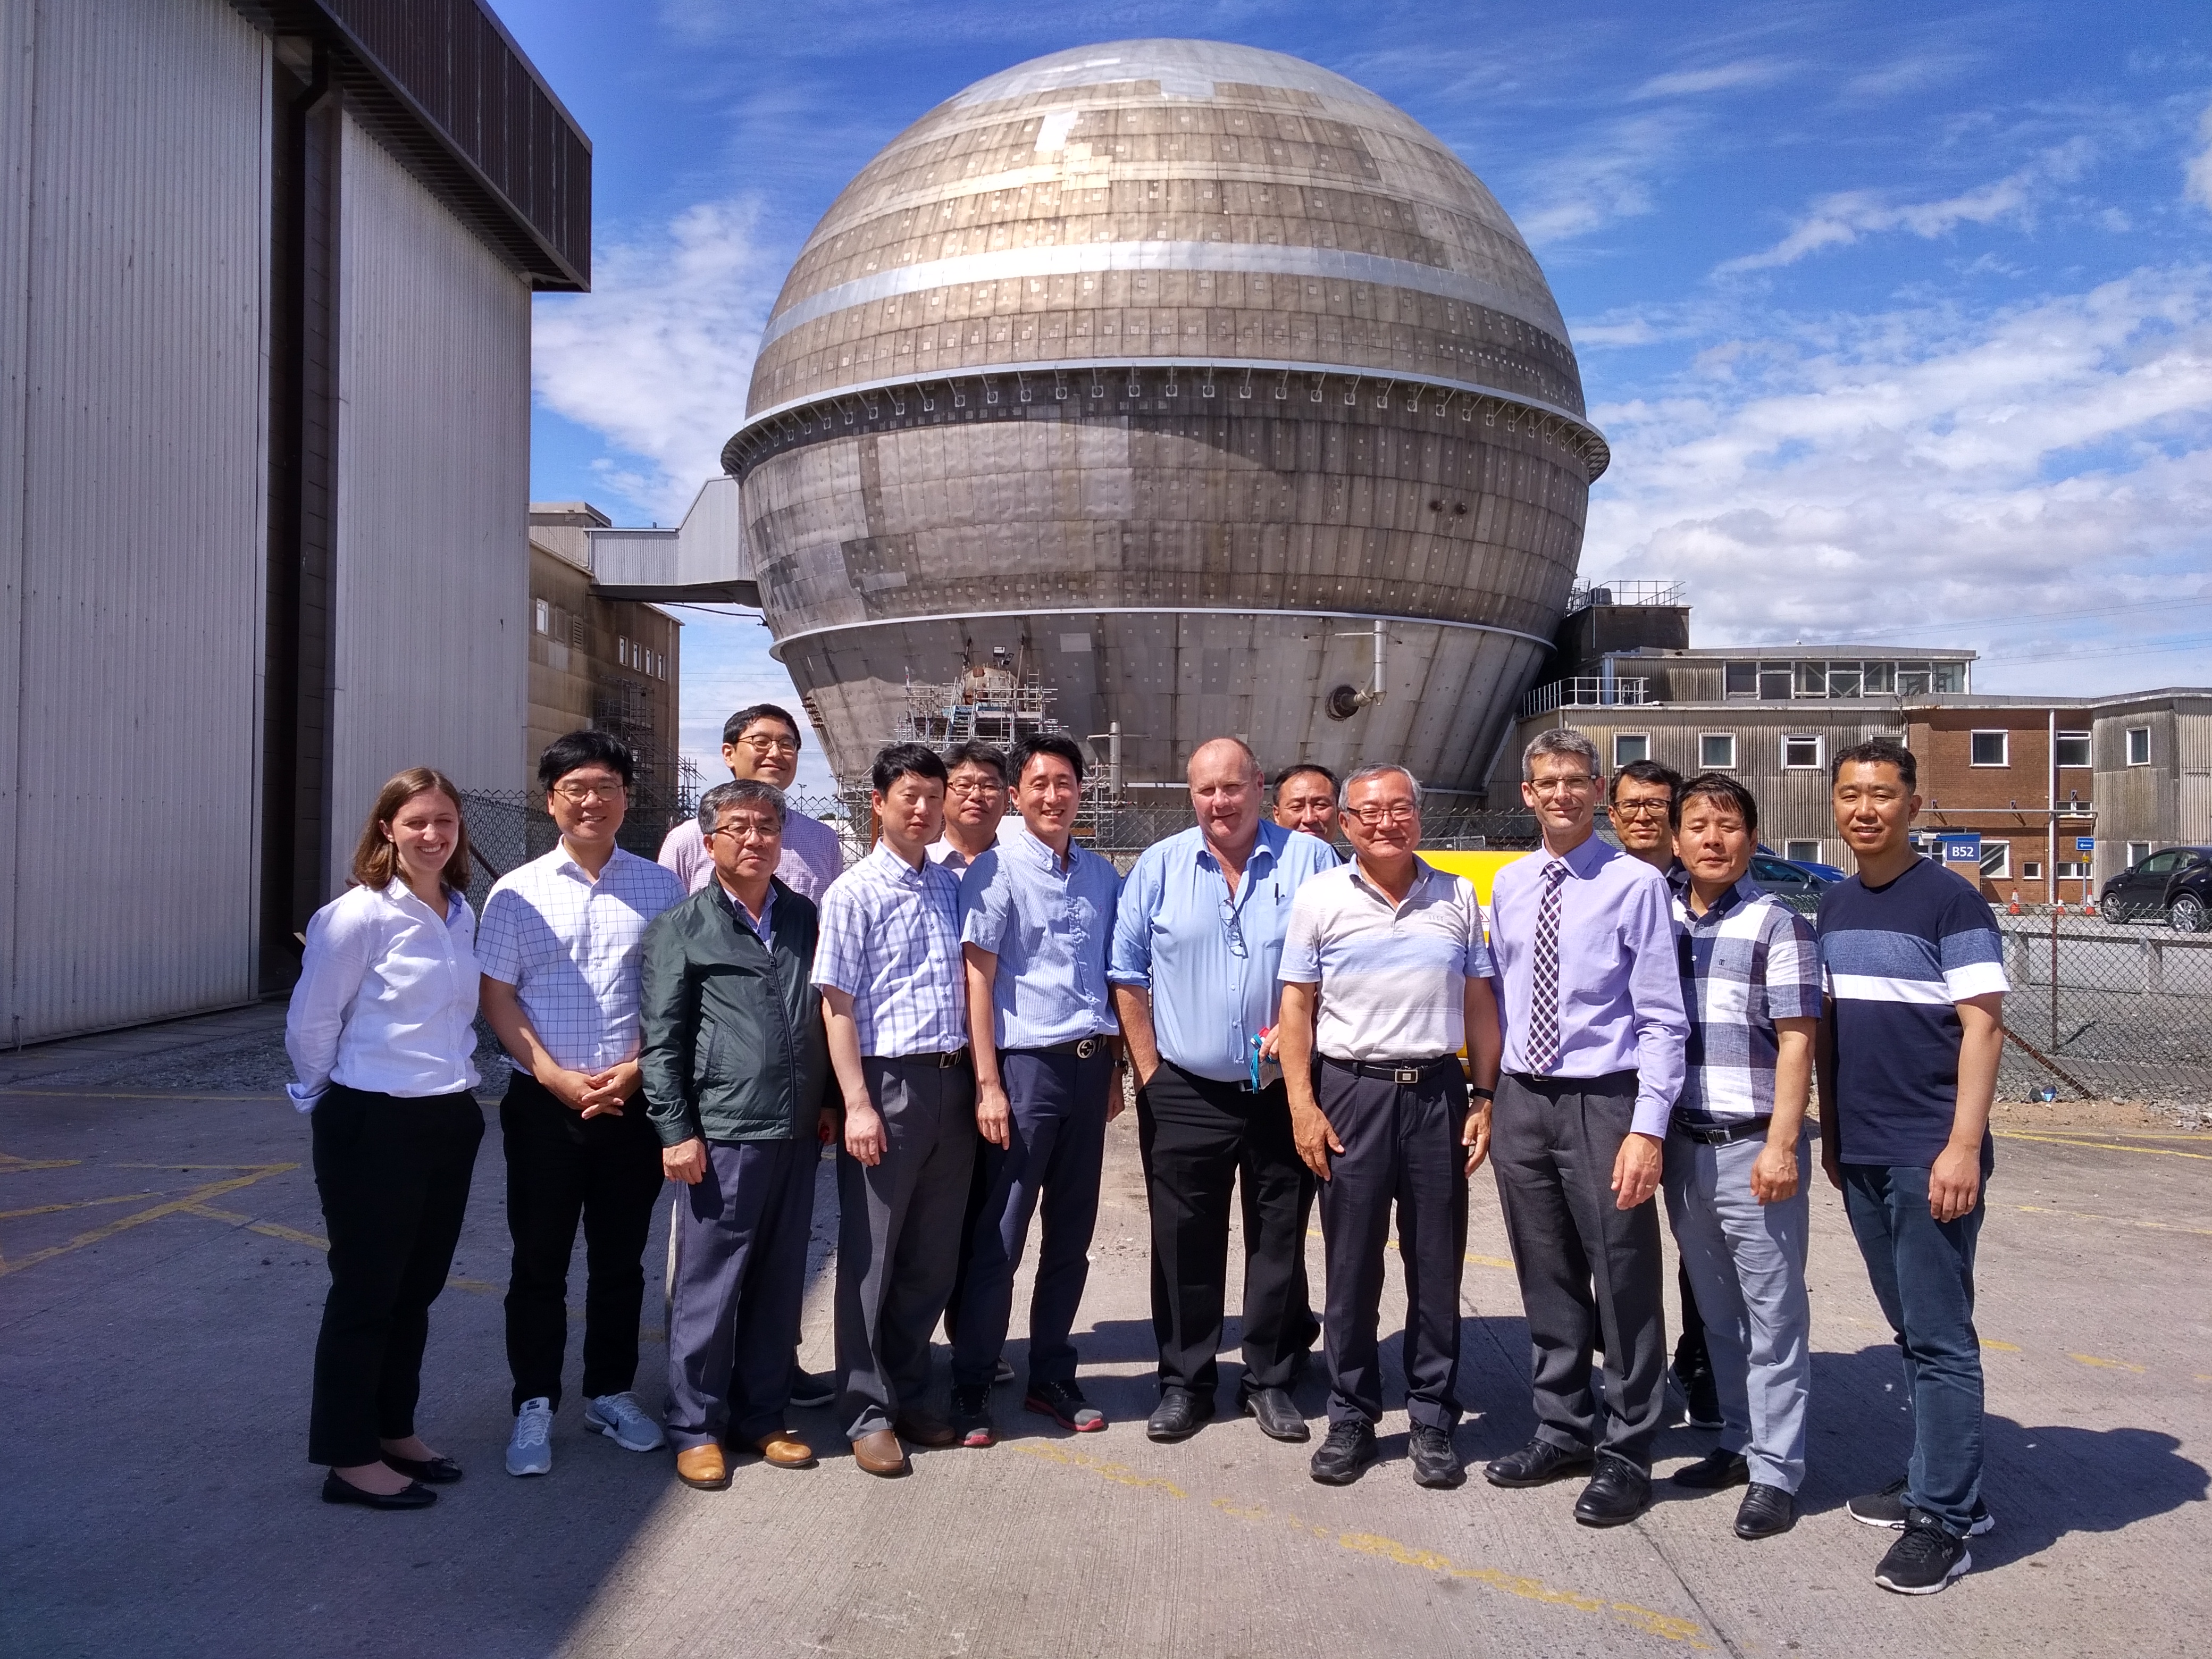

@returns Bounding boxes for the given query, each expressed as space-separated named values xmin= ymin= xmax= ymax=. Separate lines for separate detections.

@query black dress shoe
xmin=1669 ymin=1449 xmax=1749 ymax=1490
xmin=1238 ymin=1385 xmax=1310 ymax=1443
xmin=1146 ymin=1386 xmax=1214 ymax=1442
xmin=1484 ymin=1437 xmax=1595 ymax=1488
xmin=1309 ymin=1419 xmax=1378 ymax=1485
xmin=1573 ymin=1454 xmax=1652 ymax=1528
xmin=322 ymin=1471 xmax=436 ymax=1510
xmin=1407 ymin=1424 xmax=1465 ymax=1489
xmin=381 ymin=1452 xmax=463 ymax=1484
xmin=1735 ymin=1482 xmax=1797 ymax=1539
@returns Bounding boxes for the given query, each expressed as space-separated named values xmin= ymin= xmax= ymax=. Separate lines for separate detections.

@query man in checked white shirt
xmin=479 ymin=731 xmax=686 ymax=1477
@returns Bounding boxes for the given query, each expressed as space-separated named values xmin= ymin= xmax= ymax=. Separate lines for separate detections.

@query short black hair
xmin=722 ymin=703 xmax=801 ymax=748
xmin=1608 ymin=758 xmax=1683 ymax=806
xmin=1832 ymin=736 xmax=1916 ymax=792
xmin=1009 ymin=734 xmax=1086 ymax=785
xmin=538 ymin=728 xmax=634 ymax=792
xmin=1275 ymin=763 xmax=1338 ymax=799
xmin=871 ymin=741 xmax=948 ymax=795
xmin=1677 ymin=772 xmax=1759 ymax=835
xmin=943 ymin=740 xmax=1008 ymax=783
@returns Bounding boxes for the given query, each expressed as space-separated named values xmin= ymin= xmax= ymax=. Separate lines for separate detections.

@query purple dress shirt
xmin=1487 ymin=833 xmax=1689 ymax=1136
xmin=657 ymin=810 xmax=844 ymax=903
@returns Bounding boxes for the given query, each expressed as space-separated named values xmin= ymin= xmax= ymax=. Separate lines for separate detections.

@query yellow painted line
xmin=2070 ymin=1353 xmax=2148 ymax=1374
xmin=0 ymin=1191 xmax=159 ymax=1220
xmin=178 ymin=1204 xmax=509 ymax=1300
xmin=1995 ymin=1130 xmax=2212 ymax=1162
xmin=1980 ymin=1339 xmax=2021 ymax=1352
xmin=0 ymin=1163 xmax=297 ymax=1279
xmin=0 ymin=1153 xmax=82 ymax=1172
xmin=2013 ymin=1203 xmax=2212 ymax=1239
xmin=1011 ymin=1442 xmax=1188 ymax=1497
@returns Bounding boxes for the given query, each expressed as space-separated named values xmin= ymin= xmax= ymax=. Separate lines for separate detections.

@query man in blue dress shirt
xmin=945 ymin=735 xmax=1122 ymax=1447
xmin=1109 ymin=738 xmax=1339 ymax=1444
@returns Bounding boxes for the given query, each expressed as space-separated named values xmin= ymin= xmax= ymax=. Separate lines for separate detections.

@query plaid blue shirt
xmin=1670 ymin=873 xmax=1822 ymax=1127
xmin=811 ymin=843 xmax=967 ymax=1057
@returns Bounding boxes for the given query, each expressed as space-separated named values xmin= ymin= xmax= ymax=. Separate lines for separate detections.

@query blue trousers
xmin=950 ymin=1048 xmax=1112 ymax=1389
xmin=1841 ymin=1160 xmax=1988 ymax=1537
xmin=665 ymin=1138 xmax=817 ymax=1452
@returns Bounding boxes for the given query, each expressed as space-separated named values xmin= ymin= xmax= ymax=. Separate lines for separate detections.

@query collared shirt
xmin=958 ymin=821 xmax=1120 ymax=1049
xmin=1670 ymin=873 xmax=1822 ymax=1127
xmin=285 ymin=879 xmax=481 ymax=1109
xmin=714 ymin=878 xmax=775 ymax=947
xmin=476 ymin=844 xmax=686 ymax=1072
xmin=927 ymin=825 xmax=1004 ymax=872
xmin=1281 ymin=858 xmax=1493 ymax=1062
xmin=658 ymin=808 xmax=843 ymax=903
xmin=811 ymin=842 xmax=967 ymax=1057
xmin=1488 ymin=833 xmax=1689 ymax=1137
xmin=1109 ymin=820 xmax=1340 ymax=1083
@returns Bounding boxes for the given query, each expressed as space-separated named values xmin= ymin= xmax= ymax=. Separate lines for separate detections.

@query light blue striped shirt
xmin=1109 ymin=821 xmax=1340 ymax=1083
xmin=959 ymin=823 xmax=1120 ymax=1049
xmin=811 ymin=843 xmax=967 ymax=1057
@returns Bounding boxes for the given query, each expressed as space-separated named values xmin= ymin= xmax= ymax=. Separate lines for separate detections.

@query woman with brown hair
xmin=286 ymin=767 xmax=485 ymax=1510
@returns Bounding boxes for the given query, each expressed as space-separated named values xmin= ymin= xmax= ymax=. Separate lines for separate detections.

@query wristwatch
xmin=1468 ymin=1085 xmax=1496 ymax=1102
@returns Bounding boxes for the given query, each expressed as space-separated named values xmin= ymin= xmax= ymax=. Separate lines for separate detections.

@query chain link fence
xmin=1995 ymin=910 xmax=2212 ymax=1107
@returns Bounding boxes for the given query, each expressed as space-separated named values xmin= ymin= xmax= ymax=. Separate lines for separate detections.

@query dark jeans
xmin=1313 ymin=1060 xmax=1468 ymax=1430
xmin=1842 ymin=1160 xmax=1989 ymax=1537
xmin=308 ymin=1086 xmax=483 ymax=1467
xmin=1136 ymin=1062 xmax=1318 ymax=1395
xmin=666 ymin=1138 xmax=817 ymax=1452
xmin=950 ymin=1047 xmax=1112 ymax=1390
xmin=500 ymin=1071 xmax=666 ymax=1413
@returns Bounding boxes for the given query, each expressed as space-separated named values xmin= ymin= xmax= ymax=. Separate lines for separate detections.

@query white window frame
xmin=1612 ymin=733 xmax=1650 ymax=768
xmin=1784 ymin=839 xmax=1822 ymax=864
xmin=533 ymin=598 xmax=550 ymax=635
xmin=2055 ymin=730 xmax=2091 ymax=769
xmin=1979 ymin=842 xmax=2009 ymax=881
xmin=2125 ymin=726 xmax=2151 ymax=766
xmin=1781 ymin=735 xmax=1821 ymax=770
xmin=2021 ymin=860 xmax=2042 ymax=881
xmin=1969 ymin=730 xmax=2009 ymax=767
xmin=2126 ymin=840 xmax=2151 ymax=867
xmin=1698 ymin=732 xmax=1737 ymax=770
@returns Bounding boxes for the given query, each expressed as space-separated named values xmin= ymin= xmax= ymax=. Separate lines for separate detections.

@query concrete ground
xmin=3 ymin=1004 xmax=2207 ymax=1658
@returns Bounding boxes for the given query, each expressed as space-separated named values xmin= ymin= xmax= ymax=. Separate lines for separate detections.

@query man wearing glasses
xmin=659 ymin=703 xmax=844 ymax=901
xmin=479 ymin=732 xmax=688 ymax=1478
xmin=1482 ymin=729 xmax=1688 ymax=1526
xmin=1109 ymin=738 xmax=1338 ymax=1445
xmin=930 ymin=741 xmax=1009 ymax=872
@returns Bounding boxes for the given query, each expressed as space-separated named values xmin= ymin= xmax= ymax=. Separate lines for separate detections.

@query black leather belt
xmin=879 ymin=1048 xmax=970 ymax=1069
xmin=1673 ymin=1116 xmax=1772 ymax=1146
xmin=1025 ymin=1036 xmax=1111 ymax=1060
xmin=1321 ymin=1053 xmax=1460 ymax=1086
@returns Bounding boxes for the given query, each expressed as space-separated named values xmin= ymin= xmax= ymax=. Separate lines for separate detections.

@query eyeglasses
xmin=551 ymin=781 xmax=626 ymax=803
xmin=1220 ymin=896 xmax=1248 ymax=959
xmin=946 ymin=779 xmax=1004 ymax=797
xmin=708 ymin=820 xmax=780 ymax=842
xmin=1611 ymin=800 xmax=1672 ymax=819
xmin=1528 ymin=775 xmax=1596 ymax=795
xmin=1346 ymin=803 xmax=1418 ymax=826
xmin=735 ymin=734 xmax=800 ymax=755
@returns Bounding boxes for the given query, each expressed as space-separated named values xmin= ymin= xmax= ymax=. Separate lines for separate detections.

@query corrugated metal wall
xmin=328 ymin=108 xmax=528 ymax=888
xmin=0 ymin=0 xmax=270 ymax=1042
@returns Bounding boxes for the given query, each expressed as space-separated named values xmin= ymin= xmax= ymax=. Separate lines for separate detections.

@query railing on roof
xmin=1566 ymin=580 xmax=1685 ymax=611
xmin=1520 ymin=677 xmax=1651 ymax=718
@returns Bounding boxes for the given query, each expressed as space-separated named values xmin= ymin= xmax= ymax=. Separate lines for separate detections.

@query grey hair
xmin=1522 ymin=727 xmax=1601 ymax=782
xmin=1339 ymin=763 xmax=1423 ymax=811
xmin=698 ymin=778 xmax=786 ymax=835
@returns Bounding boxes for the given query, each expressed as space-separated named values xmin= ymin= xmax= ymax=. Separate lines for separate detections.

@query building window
xmin=1699 ymin=732 xmax=1737 ymax=769
xmin=1933 ymin=661 xmax=1967 ymax=692
xmin=1782 ymin=735 xmax=1821 ymax=769
xmin=1970 ymin=731 xmax=2009 ymax=767
xmin=1896 ymin=667 xmax=1931 ymax=697
xmin=2126 ymin=726 xmax=2151 ymax=766
xmin=533 ymin=598 xmax=550 ymax=635
xmin=1828 ymin=663 xmax=1863 ymax=698
xmin=1794 ymin=661 xmax=1826 ymax=697
xmin=1863 ymin=660 xmax=1895 ymax=694
xmin=2126 ymin=840 xmax=2151 ymax=867
xmin=1784 ymin=840 xmax=1822 ymax=864
xmin=1724 ymin=661 xmax=1757 ymax=697
xmin=1758 ymin=664 xmax=1792 ymax=699
xmin=2054 ymin=731 xmax=2091 ymax=768
xmin=2057 ymin=860 xmax=2087 ymax=879
xmin=1613 ymin=733 xmax=1649 ymax=767
xmin=1980 ymin=843 xmax=2009 ymax=881
xmin=2022 ymin=861 xmax=2042 ymax=881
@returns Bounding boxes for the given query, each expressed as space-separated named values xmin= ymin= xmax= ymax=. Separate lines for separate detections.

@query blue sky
xmin=502 ymin=0 xmax=2212 ymax=793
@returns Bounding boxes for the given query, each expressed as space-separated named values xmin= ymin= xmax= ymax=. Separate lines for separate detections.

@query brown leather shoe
xmin=674 ymin=1444 xmax=730 ymax=1490
xmin=851 ymin=1428 xmax=910 ymax=1477
xmin=893 ymin=1411 xmax=958 ymax=1448
xmin=753 ymin=1431 xmax=816 ymax=1469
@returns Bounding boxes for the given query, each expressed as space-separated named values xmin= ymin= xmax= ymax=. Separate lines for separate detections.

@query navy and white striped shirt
xmin=1670 ymin=874 xmax=1822 ymax=1128
xmin=811 ymin=843 xmax=967 ymax=1058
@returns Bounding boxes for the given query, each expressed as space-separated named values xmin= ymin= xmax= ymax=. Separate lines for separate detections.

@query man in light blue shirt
xmin=945 ymin=735 xmax=1122 ymax=1448
xmin=1109 ymin=738 xmax=1340 ymax=1444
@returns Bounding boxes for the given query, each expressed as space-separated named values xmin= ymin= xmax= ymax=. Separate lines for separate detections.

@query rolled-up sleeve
xmin=638 ymin=909 xmax=700 ymax=1147
xmin=1622 ymin=876 xmax=1690 ymax=1136
xmin=285 ymin=902 xmax=372 ymax=1109
xmin=1107 ymin=854 xmax=1156 ymax=988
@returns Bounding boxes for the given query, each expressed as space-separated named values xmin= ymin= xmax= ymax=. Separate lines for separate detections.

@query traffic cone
xmin=2082 ymin=889 xmax=2097 ymax=918
xmin=2055 ymin=896 xmax=2067 ymax=917
xmin=2008 ymin=890 xmax=2021 ymax=915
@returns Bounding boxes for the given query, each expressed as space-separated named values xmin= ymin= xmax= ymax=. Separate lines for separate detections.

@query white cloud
xmin=1717 ymin=139 xmax=2096 ymax=272
xmin=532 ymin=198 xmax=781 ymax=522
xmin=1630 ymin=59 xmax=1790 ymax=100
xmin=1582 ymin=266 xmax=2212 ymax=692
xmin=2186 ymin=99 xmax=2212 ymax=212
xmin=1512 ymin=110 xmax=1702 ymax=246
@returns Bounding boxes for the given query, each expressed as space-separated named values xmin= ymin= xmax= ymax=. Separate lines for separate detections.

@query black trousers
xmin=308 ymin=1085 xmax=483 ymax=1467
xmin=1136 ymin=1062 xmax=1318 ymax=1395
xmin=501 ymin=1071 xmax=666 ymax=1413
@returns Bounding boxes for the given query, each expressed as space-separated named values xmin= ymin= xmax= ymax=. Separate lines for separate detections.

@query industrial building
xmin=0 ymin=0 xmax=588 ymax=1042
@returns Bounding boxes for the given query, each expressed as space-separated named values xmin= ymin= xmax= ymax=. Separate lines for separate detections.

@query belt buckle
xmin=1074 ymin=1037 xmax=1099 ymax=1060
xmin=1393 ymin=1066 xmax=1421 ymax=1085
xmin=938 ymin=1049 xmax=963 ymax=1069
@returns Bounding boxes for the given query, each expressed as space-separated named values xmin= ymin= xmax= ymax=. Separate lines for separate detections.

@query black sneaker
xmin=949 ymin=1384 xmax=994 ymax=1448
xmin=1848 ymin=1474 xmax=1996 ymax=1536
xmin=1407 ymin=1424 xmax=1464 ymax=1489
xmin=1024 ymin=1379 xmax=1105 ymax=1433
xmin=1309 ymin=1419 xmax=1378 ymax=1486
xmin=1875 ymin=1511 xmax=1972 ymax=1595
xmin=1670 ymin=1361 xmax=1722 ymax=1430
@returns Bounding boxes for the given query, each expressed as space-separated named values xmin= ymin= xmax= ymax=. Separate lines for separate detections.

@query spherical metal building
xmin=724 ymin=39 xmax=1606 ymax=793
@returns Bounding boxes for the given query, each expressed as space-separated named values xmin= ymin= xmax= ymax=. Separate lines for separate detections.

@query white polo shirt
xmin=1280 ymin=858 xmax=1494 ymax=1063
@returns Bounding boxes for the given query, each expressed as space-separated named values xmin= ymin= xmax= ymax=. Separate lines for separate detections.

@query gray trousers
xmin=834 ymin=1056 xmax=977 ymax=1441
xmin=665 ymin=1138 xmax=816 ymax=1453
xmin=1490 ymin=1071 xmax=1668 ymax=1468
xmin=1662 ymin=1128 xmax=1812 ymax=1492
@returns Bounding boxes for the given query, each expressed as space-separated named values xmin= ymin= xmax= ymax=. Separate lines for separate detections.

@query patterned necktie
xmin=1526 ymin=859 xmax=1570 ymax=1074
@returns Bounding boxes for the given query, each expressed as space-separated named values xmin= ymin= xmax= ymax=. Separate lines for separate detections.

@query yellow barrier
xmin=1420 ymin=848 xmax=1532 ymax=905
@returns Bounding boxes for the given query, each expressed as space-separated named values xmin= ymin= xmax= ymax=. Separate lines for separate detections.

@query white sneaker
xmin=507 ymin=1397 xmax=554 ymax=1477
xmin=584 ymin=1390 xmax=666 ymax=1453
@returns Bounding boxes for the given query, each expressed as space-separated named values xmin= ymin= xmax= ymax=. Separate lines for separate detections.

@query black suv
xmin=2100 ymin=847 xmax=2212 ymax=933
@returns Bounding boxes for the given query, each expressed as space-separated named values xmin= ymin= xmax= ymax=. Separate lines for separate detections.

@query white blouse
xmin=284 ymin=878 xmax=482 ymax=1110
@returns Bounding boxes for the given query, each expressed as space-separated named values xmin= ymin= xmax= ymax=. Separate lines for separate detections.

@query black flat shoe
xmin=1146 ymin=1386 xmax=1214 ymax=1442
xmin=1238 ymin=1385 xmax=1310 ymax=1443
xmin=1484 ymin=1437 xmax=1594 ymax=1488
xmin=1573 ymin=1454 xmax=1652 ymax=1528
xmin=1735 ymin=1482 xmax=1797 ymax=1539
xmin=382 ymin=1452 xmax=464 ymax=1484
xmin=1669 ymin=1449 xmax=1748 ymax=1490
xmin=322 ymin=1470 xmax=436 ymax=1510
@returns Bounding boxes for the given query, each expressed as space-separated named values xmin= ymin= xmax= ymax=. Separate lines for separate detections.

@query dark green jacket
xmin=639 ymin=876 xmax=828 ymax=1146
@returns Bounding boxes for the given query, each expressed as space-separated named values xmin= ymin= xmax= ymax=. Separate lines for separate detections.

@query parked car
xmin=1749 ymin=854 xmax=1836 ymax=912
xmin=2099 ymin=847 xmax=2212 ymax=932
